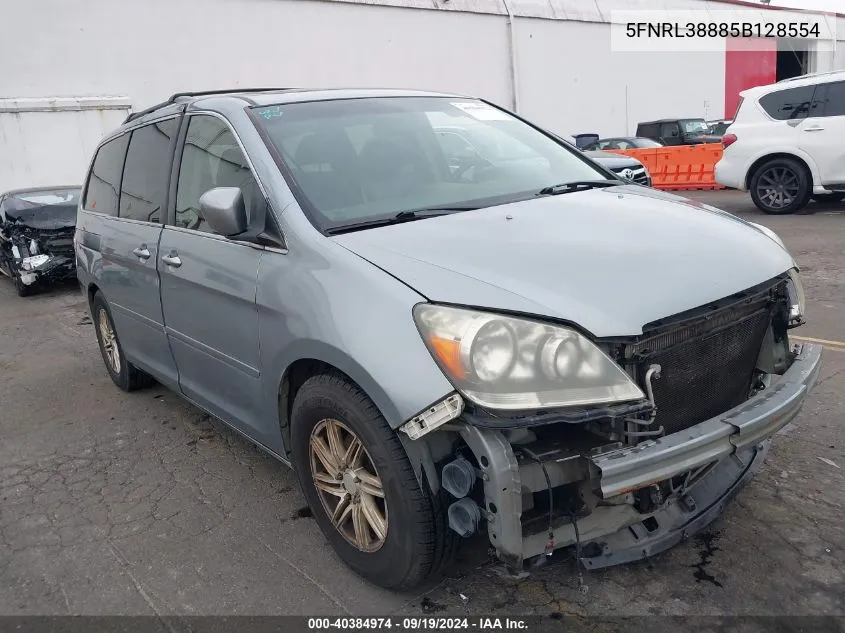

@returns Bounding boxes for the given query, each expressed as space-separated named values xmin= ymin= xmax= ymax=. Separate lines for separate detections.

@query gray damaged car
xmin=75 ymin=89 xmax=822 ymax=591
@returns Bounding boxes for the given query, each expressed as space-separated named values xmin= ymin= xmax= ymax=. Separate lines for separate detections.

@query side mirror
xmin=198 ymin=187 xmax=248 ymax=237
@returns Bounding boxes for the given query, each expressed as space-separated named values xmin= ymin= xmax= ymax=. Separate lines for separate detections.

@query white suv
xmin=715 ymin=70 xmax=845 ymax=214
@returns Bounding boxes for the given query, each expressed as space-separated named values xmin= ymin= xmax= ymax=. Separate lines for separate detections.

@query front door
xmin=158 ymin=114 xmax=265 ymax=438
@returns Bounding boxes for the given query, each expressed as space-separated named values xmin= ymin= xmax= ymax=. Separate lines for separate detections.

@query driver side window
xmin=175 ymin=115 xmax=260 ymax=233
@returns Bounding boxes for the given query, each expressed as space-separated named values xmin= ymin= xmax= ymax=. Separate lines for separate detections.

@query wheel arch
xmin=276 ymin=349 xmax=450 ymax=494
xmin=745 ymin=151 xmax=817 ymax=190
xmin=86 ymin=281 xmax=101 ymax=310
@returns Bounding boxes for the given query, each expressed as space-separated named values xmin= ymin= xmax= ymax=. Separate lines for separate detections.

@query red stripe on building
xmin=725 ymin=37 xmax=777 ymax=119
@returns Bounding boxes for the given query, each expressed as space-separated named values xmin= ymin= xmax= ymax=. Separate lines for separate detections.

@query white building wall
xmin=4 ymin=0 xmax=512 ymax=115
xmin=514 ymin=19 xmax=725 ymax=138
xmin=1 ymin=0 xmax=843 ymax=189
xmin=0 ymin=99 xmax=131 ymax=192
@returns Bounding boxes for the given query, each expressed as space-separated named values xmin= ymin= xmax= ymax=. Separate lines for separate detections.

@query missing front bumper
xmin=459 ymin=343 xmax=822 ymax=570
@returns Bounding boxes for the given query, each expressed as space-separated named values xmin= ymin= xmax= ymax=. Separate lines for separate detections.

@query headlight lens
xmin=786 ymin=268 xmax=805 ymax=322
xmin=413 ymin=304 xmax=645 ymax=410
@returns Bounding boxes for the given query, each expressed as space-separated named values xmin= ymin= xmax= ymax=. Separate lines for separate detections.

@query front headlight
xmin=786 ymin=268 xmax=805 ymax=323
xmin=413 ymin=304 xmax=645 ymax=410
xmin=749 ymin=222 xmax=787 ymax=251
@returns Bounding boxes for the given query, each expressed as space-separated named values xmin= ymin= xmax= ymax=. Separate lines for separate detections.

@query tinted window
xmin=821 ymin=81 xmax=845 ymax=117
xmin=175 ymin=115 xmax=260 ymax=233
xmin=84 ymin=134 xmax=129 ymax=215
xmin=660 ymin=123 xmax=680 ymax=138
xmin=637 ymin=124 xmax=658 ymax=139
xmin=119 ymin=118 xmax=178 ymax=223
xmin=759 ymin=86 xmax=818 ymax=120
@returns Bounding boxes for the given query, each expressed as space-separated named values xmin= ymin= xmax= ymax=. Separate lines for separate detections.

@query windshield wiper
xmin=536 ymin=180 xmax=624 ymax=196
xmin=326 ymin=206 xmax=477 ymax=235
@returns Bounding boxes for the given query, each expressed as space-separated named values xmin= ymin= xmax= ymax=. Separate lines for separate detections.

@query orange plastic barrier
xmin=607 ymin=144 xmax=726 ymax=191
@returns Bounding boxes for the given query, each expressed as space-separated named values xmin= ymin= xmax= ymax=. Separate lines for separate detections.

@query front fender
xmin=257 ymin=242 xmax=456 ymax=450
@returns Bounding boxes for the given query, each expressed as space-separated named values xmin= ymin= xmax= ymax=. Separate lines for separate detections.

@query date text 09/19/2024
xmin=307 ymin=618 xmax=530 ymax=631
xmin=626 ymin=22 xmax=822 ymax=39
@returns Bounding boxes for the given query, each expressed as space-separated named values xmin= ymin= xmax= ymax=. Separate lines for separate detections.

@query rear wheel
xmin=749 ymin=158 xmax=811 ymax=215
xmin=290 ymin=372 xmax=456 ymax=590
xmin=91 ymin=292 xmax=155 ymax=391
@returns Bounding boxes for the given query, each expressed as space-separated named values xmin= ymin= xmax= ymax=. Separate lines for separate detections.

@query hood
xmin=4 ymin=203 xmax=77 ymax=230
xmin=332 ymin=187 xmax=795 ymax=337
xmin=584 ymin=150 xmax=642 ymax=169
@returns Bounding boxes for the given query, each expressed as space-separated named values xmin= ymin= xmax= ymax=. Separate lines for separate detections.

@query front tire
xmin=749 ymin=158 xmax=811 ymax=215
xmin=290 ymin=373 xmax=456 ymax=590
xmin=13 ymin=270 xmax=34 ymax=297
xmin=91 ymin=292 xmax=155 ymax=391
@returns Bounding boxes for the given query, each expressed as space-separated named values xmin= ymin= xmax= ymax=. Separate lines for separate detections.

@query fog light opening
xmin=441 ymin=456 xmax=476 ymax=499
xmin=447 ymin=498 xmax=481 ymax=537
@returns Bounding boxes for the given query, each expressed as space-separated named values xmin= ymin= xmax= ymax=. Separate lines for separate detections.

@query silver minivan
xmin=76 ymin=88 xmax=821 ymax=590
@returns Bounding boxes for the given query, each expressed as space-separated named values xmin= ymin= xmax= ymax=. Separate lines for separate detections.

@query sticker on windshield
xmin=256 ymin=106 xmax=285 ymax=120
xmin=450 ymin=102 xmax=513 ymax=121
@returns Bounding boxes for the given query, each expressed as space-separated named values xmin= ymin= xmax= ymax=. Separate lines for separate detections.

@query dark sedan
xmin=584 ymin=137 xmax=664 ymax=151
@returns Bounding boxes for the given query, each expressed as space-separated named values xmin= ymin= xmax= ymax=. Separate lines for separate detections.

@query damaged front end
xmin=403 ymin=273 xmax=822 ymax=573
xmin=0 ymin=187 xmax=80 ymax=295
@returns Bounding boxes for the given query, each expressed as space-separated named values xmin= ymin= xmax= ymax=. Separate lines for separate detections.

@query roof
xmin=121 ymin=87 xmax=468 ymax=129
xmin=740 ymin=69 xmax=845 ymax=98
xmin=3 ymin=185 xmax=82 ymax=196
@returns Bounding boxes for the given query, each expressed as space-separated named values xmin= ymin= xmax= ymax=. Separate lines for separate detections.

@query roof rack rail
xmin=777 ymin=70 xmax=845 ymax=83
xmin=123 ymin=88 xmax=295 ymax=123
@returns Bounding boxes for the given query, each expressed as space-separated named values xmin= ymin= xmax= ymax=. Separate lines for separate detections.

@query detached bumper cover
xmin=590 ymin=343 xmax=822 ymax=497
xmin=25 ymin=255 xmax=75 ymax=283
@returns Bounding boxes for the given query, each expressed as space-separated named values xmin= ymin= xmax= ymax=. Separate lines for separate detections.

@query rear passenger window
xmin=759 ymin=86 xmax=817 ymax=120
xmin=119 ymin=118 xmax=179 ymax=223
xmin=175 ymin=115 xmax=260 ymax=233
xmin=821 ymin=81 xmax=845 ymax=117
xmin=84 ymin=134 xmax=129 ymax=215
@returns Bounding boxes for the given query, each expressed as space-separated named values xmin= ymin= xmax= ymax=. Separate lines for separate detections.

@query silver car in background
xmin=75 ymin=88 xmax=821 ymax=590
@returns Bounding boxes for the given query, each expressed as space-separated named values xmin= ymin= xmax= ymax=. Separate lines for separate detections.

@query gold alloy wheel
xmin=309 ymin=418 xmax=388 ymax=552
xmin=98 ymin=308 xmax=121 ymax=374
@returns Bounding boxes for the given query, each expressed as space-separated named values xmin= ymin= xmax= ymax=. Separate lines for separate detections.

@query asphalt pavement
xmin=0 ymin=190 xmax=842 ymax=618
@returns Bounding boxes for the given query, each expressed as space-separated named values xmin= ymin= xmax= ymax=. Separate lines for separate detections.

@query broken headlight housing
xmin=786 ymin=268 xmax=805 ymax=325
xmin=413 ymin=304 xmax=645 ymax=410
xmin=21 ymin=254 xmax=50 ymax=270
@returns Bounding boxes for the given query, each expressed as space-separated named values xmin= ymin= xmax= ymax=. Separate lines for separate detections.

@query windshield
xmin=251 ymin=97 xmax=607 ymax=231
xmin=680 ymin=119 xmax=709 ymax=134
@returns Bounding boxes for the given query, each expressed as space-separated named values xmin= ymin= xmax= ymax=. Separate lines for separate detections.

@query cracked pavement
xmin=0 ymin=191 xmax=842 ymax=617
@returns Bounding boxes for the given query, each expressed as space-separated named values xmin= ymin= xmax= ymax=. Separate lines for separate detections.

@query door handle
xmin=804 ymin=126 xmax=825 ymax=132
xmin=132 ymin=245 xmax=151 ymax=260
xmin=161 ymin=252 xmax=182 ymax=268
